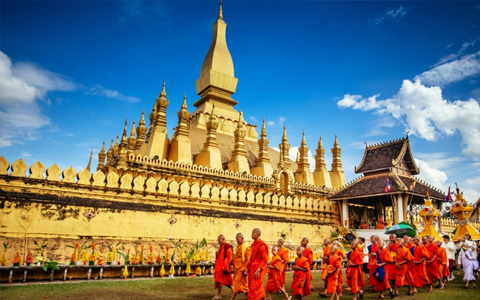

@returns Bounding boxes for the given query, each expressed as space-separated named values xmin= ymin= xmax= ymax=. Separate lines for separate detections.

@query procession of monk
xmin=212 ymin=228 xmax=476 ymax=300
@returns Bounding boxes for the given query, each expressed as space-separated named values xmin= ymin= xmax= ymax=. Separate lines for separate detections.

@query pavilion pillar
xmin=341 ymin=200 xmax=349 ymax=229
xmin=397 ymin=194 xmax=404 ymax=222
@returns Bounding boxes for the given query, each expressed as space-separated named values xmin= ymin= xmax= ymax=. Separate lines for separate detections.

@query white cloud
xmin=416 ymin=51 xmax=480 ymax=86
xmin=371 ymin=6 xmax=408 ymax=25
xmin=86 ymin=85 xmax=140 ymax=103
xmin=278 ymin=117 xmax=286 ymax=125
xmin=337 ymin=79 xmax=480 ymax=159
xmin=267 ymin=120 xmax=275 ymax=126
xmin=249 ymin=116 xmax=258 ymax=122
xmin=415 ymin=158 xmax=448 ymax=189
xmin=12 ymin=62 xmax=76 ymax=94
xmin=0 ymin=52 xmax=54 ymax=147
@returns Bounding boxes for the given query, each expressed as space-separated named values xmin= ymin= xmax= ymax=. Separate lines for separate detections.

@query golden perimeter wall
xmin=0 ymin=157 xmax=340 ymax=263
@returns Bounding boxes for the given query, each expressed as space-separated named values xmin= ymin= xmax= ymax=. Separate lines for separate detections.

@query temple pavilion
xmin=329 ymin=137 xmax=446 ymax=231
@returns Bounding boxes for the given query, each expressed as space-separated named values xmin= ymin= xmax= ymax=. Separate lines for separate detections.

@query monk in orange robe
xmin=374 ymin=242 xmax=395 ymax=299
xmin=434 ymin=240 xmax=450 ymax=289
xmin=325 ymin=245 xmax=342 ymax=300
xmin=231 ymin=233 xmax=251 ymax=300
xmin=394 ymin=239 xmax=414 ymax=296
xmin=319 ymin=239 xmax=331 ymax=298
xmin=301 ymin=237 xmax=314 ymax=291
xmin=277 ymin=238 xmax=289 ymax=288
xmin=267 ymin=246 xmax=290 ymax=300
xmin=246 ymin=228 xmax=269 ymax=300
xmin=346 ymin=239 xmax=365 ymax=300
xmin=411 ymin=237 xmax=432 ymax=293
xmin=377 ymin=213 xmax=387 ymax=229
xmin=402 ymin=236 xmax=415 ymax=286
xmin=424 ymin=236 xmax=440 ymax=287
xmin=331 ymin=241 xmax=344 ymax=295
xmin=214 ymin=234 xmax=234 ymax=300
xmin=367 ymin=235 xmax=380 ymax=287
xmin=386 ymin=235 xmax=399 ymax=295
xmin=291 ymin=246 xmax=311 ymax=300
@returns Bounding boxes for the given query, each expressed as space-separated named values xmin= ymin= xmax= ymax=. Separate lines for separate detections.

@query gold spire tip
xmin=218 ymin=0 xmax=223 ymax=20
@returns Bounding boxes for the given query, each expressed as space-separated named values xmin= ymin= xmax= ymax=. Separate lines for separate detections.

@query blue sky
xmin=1 ymin=1 xmax=479 ymax=201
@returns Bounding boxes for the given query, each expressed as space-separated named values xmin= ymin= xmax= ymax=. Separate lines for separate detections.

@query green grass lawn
xmin=0 ymin=271 xmax=477 ymax=300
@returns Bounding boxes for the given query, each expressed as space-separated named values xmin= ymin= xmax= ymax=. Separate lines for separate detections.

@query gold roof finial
xmin=218 ymin=0 xmax=223 ymax=20
xmin=160 ymin=82 xmax=166 ymax=97
xmin=181 ymin=94 xmax=187 ymax=109
xmin=301 ymin=131 xmax=306 ymax=146
xmin=139 ymin=110 xmax=145 ymax=126
xmin=261 ymin=118 xmax=267 ymax=137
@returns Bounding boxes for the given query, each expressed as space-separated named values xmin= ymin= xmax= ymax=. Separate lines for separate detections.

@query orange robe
xmin=395 ymin=247 xmax=414 ymax=287
xmin=304 ymin=247 xmax=314 ymax=284
xmin=266 ymin=254 xmax=283 ymax=293
xmin=291 ymin=256 xmax=312 ymax=297
xmin=336 ymin=249 xmax=344 ymax=292
xmin=246 ymin=239 xmax=269 ymax=300
xmin=368 ymin=243 xmax=380 ymax=286
xmin=326 ymin=254 xmax=342 ymax=294
xmin=436 ymin=247 xmax=450 ymax=278
xmin=233 ymin=244 xmax=252 ymax=293
xmin=214 ymin=243 xmax=234 ymax=288
xmin=377 ymin=217 xmax=385 ymax=229
xmin=277 ymin=246 xmax=289 ymax=287
xmin=412 ymin=245 xmax=430 ymax=287
xmin=347 ymin=246 xmax=365 ymax=293
xmin=404 ymin=243 xmax=415 ymax=285
xmin=425 ymin=243 xmax=440 ymax=281
xmin=374 ymin=249 xmax=393 ymax=292
xmin=321 ymin=245 xmax=331 ymax=281
xmin=386 ymin=243 xmax=399 ymax=281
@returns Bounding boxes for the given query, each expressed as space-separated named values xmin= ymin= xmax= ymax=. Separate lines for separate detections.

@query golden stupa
xmin=449 ymin=186 xmax=480 ymax=241
xmin=418 ymin=192 xmax=442 ymax=241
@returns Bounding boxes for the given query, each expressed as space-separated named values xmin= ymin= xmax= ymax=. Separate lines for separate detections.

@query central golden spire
xmin=194 ymin=0 xmax=238 ymax=108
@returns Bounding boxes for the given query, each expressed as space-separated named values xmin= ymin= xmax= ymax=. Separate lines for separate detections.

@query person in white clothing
xmin=442 ymin=235 xmax=457 ymax=281
xmin=458 ymin=244 xmax=479 ymax=288
xmin=459 ymin=234 xmax=477 ymax=257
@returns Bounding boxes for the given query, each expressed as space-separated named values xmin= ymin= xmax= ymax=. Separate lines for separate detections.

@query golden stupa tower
xmin=449 ymin=186 xmax=480 ymax=241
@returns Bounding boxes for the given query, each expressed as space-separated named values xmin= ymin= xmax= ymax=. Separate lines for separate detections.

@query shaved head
xmin=278 ymin=238 xmax=285 ymax=247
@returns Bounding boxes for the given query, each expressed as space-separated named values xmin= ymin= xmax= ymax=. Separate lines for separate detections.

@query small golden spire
xmin=218 ymin=0 xmax=223 ymax=20
xmin=139 ymin=110 xmax=145 ymax=126
xmin=97 ymin=141 xmax=106 ymax=171
xmin=160 ymin=82 xmax=166 ymax=97
xmin=301 ymin=131 xmax=306 ymax=146
xmin=129 ymin=121 xmax=136 ymax=138
xmin=181 ymin=94 xmax=187 ymax=109
xmin=86 ymin=148 xmax=93 ymax=172
xmin=121 ymin=119 xmax=128 ymax=146
xmin=261 ymin=118 xmax=267 ymax=138
xmin=334 ymin=134 xmax=339 ymax=147
xmin=282 ymin=125 xmax=288 ymax=142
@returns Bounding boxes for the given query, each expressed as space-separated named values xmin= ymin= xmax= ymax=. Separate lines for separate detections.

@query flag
xmin=409 ymin=180 xmax=416 ymax=191
xmin=385 ymin=178 xmax=392 ymax=192
xmin=445 ymin=186 xmax=452 ymax=202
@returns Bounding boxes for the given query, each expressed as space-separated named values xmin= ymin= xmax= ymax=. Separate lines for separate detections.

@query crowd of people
xmin=211 ymin=228 xmax=479 ymax=300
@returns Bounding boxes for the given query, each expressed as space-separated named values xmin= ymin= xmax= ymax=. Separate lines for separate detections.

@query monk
xmin=291 ymin=246 xmax=311 ymax=300
xmin=386 ymin=235 xmax=399 ymax=295
xmin=266 ymin=246 xmax=290 ymax=300
xmin=214 ymin=234 xmax=234 ymax=300
xmin=374 ymin=242 xmax=395 ymax=299
xmin=424 ymin=236 xmax=440 ymax=287
xmin=231 ymin=233 xmax=251 ymax=300
xmin=245 ymin=228 xmax=269 ymax=300
xmin=326 ymin=245 xmax=342 ymax=300
xmin=403 ymin=236 xmax=414 ymax=250
xmin=331 ymin=241 xmax=344 ymax=296
xmin=394 ymin=239 xmax=414 ymax=296
xmin=411 ymin=237 xmax=432 ymax=293
xmin=319 ymin=239 xmax=331 ymax=298
xmin=435 ymin=240 xmax=450 ymax=289
xmin=346 ymin=239 xmax=365 ymax=300
xmin=377 ymin=213 xmax=387 ymax=229
xmin=277 ymin=238 xmax=289 ymax=288
xmin=301 ymin=237 xmax=313 ymax=290
xmin=402 ymin=236 xmax=415 ymax=287
xmin=367 ymin=235 xmax=380 ymax=287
